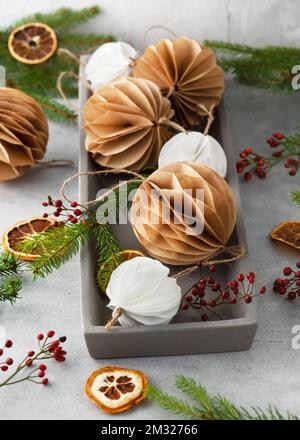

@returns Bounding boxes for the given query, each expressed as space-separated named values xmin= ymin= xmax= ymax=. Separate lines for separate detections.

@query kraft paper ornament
xmin=131 ymin=161 xmax=236 ymax=265
xmin=84 ymin=77 xmax=175 ymax=171
xmin=106 ymin=256 xmax=182 ymax=327
xmin=85 ymin=41 xmax=138 ymax=91
xmin=132 ymin=37 xmax=224 ymax=127
xmin=0 ymin=87 xmax=48 ymax=182
xmin=158 ymin=131 xmax=227 ymax=177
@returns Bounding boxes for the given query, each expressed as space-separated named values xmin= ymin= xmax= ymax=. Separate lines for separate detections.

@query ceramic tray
xmin=79 ymin=55 xmax=256 ymax=359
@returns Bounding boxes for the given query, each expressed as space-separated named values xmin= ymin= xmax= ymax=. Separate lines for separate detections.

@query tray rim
xmin=78 ymin=55 xmax=257 ymax=347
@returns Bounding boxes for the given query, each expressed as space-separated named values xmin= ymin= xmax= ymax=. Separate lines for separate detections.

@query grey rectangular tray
xmin=79 ymin=55 xmax=256 ymax=359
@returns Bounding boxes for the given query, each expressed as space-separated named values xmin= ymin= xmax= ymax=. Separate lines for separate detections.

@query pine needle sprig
xmin=0 ymin=275 xmax=22 ymax=305
xmin=291 ymin=191 xmax=300 ymax=206
xmin=6 ymin=6 xmax=102 ymax=35
xmin=0 ymin=250 xmax=23 ymax=277
xmin=148 ymin=374 xmax=299 ymax=420
xmin=19 ymin=220 xmax=97 ymax=279
xmin=205 ymin=40 xmax=300 ymax=94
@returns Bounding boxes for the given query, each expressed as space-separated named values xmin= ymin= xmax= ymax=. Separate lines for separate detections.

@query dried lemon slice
xmin=85 ymin=366 xmax=148 ymax=414
xmin=271 ymin=220 xmax=300 ymax=249
xmin=2 ymin=217 xmax=54 ymax=261
xmin=8 ymin=23 xmax=57 ymax=65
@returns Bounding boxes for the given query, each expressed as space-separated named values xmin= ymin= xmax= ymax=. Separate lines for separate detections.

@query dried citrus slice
xmin=97 ymin=249 xmax=144 ymax=294
xmin=85 ymin=366 xmax=148 ymax=414
xmin=2 ymin=217 xmax=54 ymax=261
xmin=8 ymin=23 xmax=57 ymax=65
xmin=271 ymin=220 xmax=300 ymax=249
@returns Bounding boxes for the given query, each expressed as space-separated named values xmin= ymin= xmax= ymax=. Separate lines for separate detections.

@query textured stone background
xmin=0 ymin=0 xmax=300 ymax=421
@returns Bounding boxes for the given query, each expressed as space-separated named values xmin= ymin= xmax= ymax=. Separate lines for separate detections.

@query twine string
xmin=143 ymin=25 xmax=178 ymax=47
xmin=173 ymin=245 xmax=246 ymax=279
xmin=158 ymin=117 xmax=187 ymax=134
xmin=199 ymin=103 xmax=217 ymax=136
xmin=60 ymin=168 xmax=146 ymax=206
xmin=105 ymin=307 xmax=123 ymax=330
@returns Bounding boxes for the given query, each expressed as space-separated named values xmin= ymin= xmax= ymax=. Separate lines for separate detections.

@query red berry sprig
xmin=0 ymin=330 xmax=67 ymax=388
xmin=42 ymin=196 xmax=86 ymax=225
xmin=273 ymin=262 xmax=300 ymax=300
xmin=180 ymin=266 xmax=267 ymax=321
xmin=236 ymin=132 xmax=300 ymax=181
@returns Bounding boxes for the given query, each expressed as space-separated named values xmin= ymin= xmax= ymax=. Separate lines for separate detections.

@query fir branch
xmin=95 ymin=224 xmax=122 ymax=290
xmin=291 ymin=191 xmax=300 ymax=206
xmin=20 ymin=221 xmax=97 ymax=279
xmin=149 ymin=375 xmax=299 ymax=420
xmin=0 ymin=275 xmax=22 ymax=305
xmin=0 ymin=251 xmax=22 ymax=277
xmin=27 ymin=92 xmax=77 ymax=124
xmin=205 ymin=40 xmax=300 ymax=94
xmin=6 ymin=6 xmax=101 ymax=35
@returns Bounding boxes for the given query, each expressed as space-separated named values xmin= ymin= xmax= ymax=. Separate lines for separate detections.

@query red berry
xmin=289 ymin=169 xmax=296 ymax=176
xmin=244 ymin=147 xmax=252 ymax=155
xmin=38 ymin=371 xmax=45 ymax=378
xmin=67 ymin=214 xmax=74 ymax=221
xmin=209 ymin=300 xmax=217 ymax=307
xmin=1 ymin=365 xmax=8 ymax=372
xmin=243 ymin=295 xmax=252 ymax=304
xmin=209 ymin=265 xmax=216 ymax=273
xmin=257 ymin=159 xmax=265 ymax=166
xmin=186 ymin=295 xmax=193 ymax=302
xmin=240 ymin=152 xmax=247 ymax=159
xmin=296 ymin=271 xmax=300 ymax=278
xmin=6 ymin=358 xmax=13 ymax=366
xmin=47 ymin=330 xmax=55 ymax=338
xmin=39 ymin=364 xmax=47 ymax=371
xmin=25 ymin=358 xmax=33 ymax=366
xmin=272 ymin=141 xmax=280 ymax=147
xmin=278 ymin=287 xmax=286 ymax=295
xmin=283 ymin=267 xmax=292 ymax=276
xmin=211 ymin=283 xmax=220 ymax=292
xmin=207 ymin=277 xmax=215 ymax=285
xmin=37 ymin=333 xmax=44 ymax=341
xmin=237 ymin=274 xmax=244 ymax=282
xmin=192 ymin=287 xmax=199 ymax=296
xmin=27 ymin=351 xmax=35 ymax=357
xmin=0 ymin=349 xmax=3 ymax=356
xmin=74 ymin=209 xmax=82 ymax=217
xmin=42 ymin=202 xmax=48 ymax=207
xmin=53 ymin=211 xmax=60 ymax=217
xmin=42 ymin=213 xmax=48 ymax=218
xmin=244 ymin=172 xmax=252 ymax=181
xmin=198 ymin=289 xmax=206 ymax=298
xmin=182 ymin=304 xmax=189 ymax=311
xmin=273 ymin=132 xmax=284 ymax=140
xmin=200 ymin=299 xmax=206 ymax=306
xmin=201 ymin=314 xmax=208 ymax=322
xmin=41 ymin=378 xmax=49 ymax=385
xmin=5 ymin=340 xmax=13 ymax=348
xmin=228 ymin=297 xmax=237 ymax=304
xmin=272 ymin=151 xmax=282 ymax=158
xmin=260 ymin=287 xmax=266 ymax=294
xmin=221 ymin=290 xmax=229 ymax=299
xmin=288 ymin=291 xmax=296 ymax=301
xmin=236 ymin=165 xmax=244 ymax=174
xmin=55 ymin=200 xmax=63 ymax=208
xmin=296 ymin=262 xmax=300 ymax=269
xmin=70 ymin=201 xmax=78 ymax=208
xmin=71 ymin=217 xmax=78 ymax=224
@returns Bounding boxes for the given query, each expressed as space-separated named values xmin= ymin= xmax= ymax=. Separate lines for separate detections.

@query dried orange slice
xmin=8 ymin=23 xmax=57 ymax=65
xmin=97 ymin=249 xmax=144 ymax=294
xmin=85 ymin=366 xmax=148 ymax=414
xmin=2 ymin=217 xmax=54 ymax=261
xmin=270 ymin=220 xmax=300 ymax=249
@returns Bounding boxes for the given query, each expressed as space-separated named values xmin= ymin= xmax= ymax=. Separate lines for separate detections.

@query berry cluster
xmin=0 ymin=330 xmax=67 ymax=388
xmin=181 ymin=266 xmax=266 ymax=321
xmin=236 ymin=132 xmax=299 ymax=181
xmin=273 ymin=263 xmax=300 ymax=301
xmin=42 ymin=196 xmax=86 ymax=225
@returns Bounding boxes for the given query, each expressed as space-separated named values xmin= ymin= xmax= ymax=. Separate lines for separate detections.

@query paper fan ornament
xmin=132 ymin=37 xmax=224 ymax=127
xmin=84 ymin=77 xmax=175 ymax=171
xmin=85 ymin=41 xmax=138 ymax=91
xmin=0 ymin=87 xmax=48 ymax=182
xmin=158 ymin=131 xmax=227 ymax=177
xmin=131 ymin=161 xmax=236 ymax=265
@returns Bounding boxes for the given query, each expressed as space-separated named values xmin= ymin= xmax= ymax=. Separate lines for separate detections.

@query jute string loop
xmin=173 ymin=245 xmax=246 ymax=279
xmin=143 ymin=25 xmax=178 ymax=47
xmin=105 ymin=307 xmax=123 ymax=330
xmin=60 ymin=168 xmax=146 ymax=206
xmin=157 ymin=117 xmax=187 ymax=134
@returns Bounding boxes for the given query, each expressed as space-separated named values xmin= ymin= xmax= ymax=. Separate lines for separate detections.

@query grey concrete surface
xmin=0 ymin=78 xmax=300 ymax=420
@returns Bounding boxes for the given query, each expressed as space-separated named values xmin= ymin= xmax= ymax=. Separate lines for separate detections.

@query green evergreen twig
xmin=148 ymin=374 xmax=299 ymax=420
xmin=205 ymin=40 xmax=300 ymax=94
xmin=0 ymin=251 xmax=23 ymax=304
